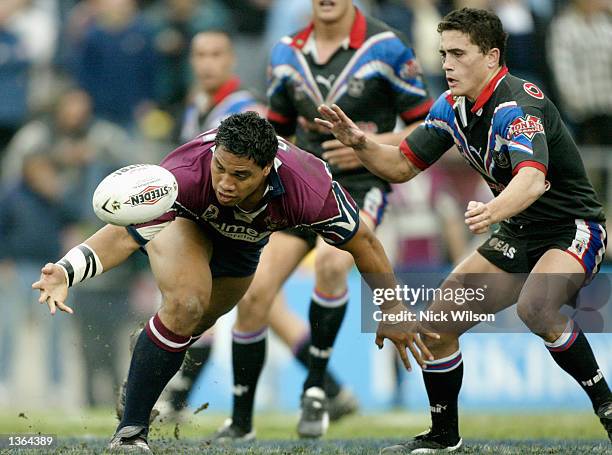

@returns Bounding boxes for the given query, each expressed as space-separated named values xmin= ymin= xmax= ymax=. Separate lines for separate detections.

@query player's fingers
xmin=56 ymin=301 xmax=74 ymax=315
xmin=314 ymin=118 xmax=333 ymax=130
xmin=331 ymin=104 xmax=353 ymax=124
xmin=415 ymin=334 xmax=435 ymax=361
xmin=38 ymin=290 xmax=49 ymax=304
xmin=406 ymin=340 xmax=426 ymax=369
xmin=46 ymin=298 xmax=57 ymax=315
xmin=422 ymin=331 xmax=441 ymax=340
xmin=317 ymin=105 xmax=339 ymax=122
xmin=321 ymin=139 xmax=344 ymax=151
xmin=466 ymin=200 xmax=480 ymax=211
xmin=393 ymin=341 xmax=412 ymax=371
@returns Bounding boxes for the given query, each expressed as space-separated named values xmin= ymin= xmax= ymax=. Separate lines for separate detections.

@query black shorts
xmin=283 ymin=182 xmax=389 ymax=249
xmin=127 ymin=223 xmax=264 ymax=279
xmin=477 ymin=219 xmax=607 ymax=280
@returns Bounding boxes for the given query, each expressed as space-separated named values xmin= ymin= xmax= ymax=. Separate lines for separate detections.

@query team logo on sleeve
xmin=523 ymin=82 xmax=544 ymax=100
xmin=400 ymin=59 xmax=421 ymax=79
xmin=508 ymin=115 xmax=544 ymax=141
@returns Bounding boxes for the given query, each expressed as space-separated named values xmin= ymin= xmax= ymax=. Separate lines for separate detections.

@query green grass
xmin=0 ymin=409 xmax=609 ymax=454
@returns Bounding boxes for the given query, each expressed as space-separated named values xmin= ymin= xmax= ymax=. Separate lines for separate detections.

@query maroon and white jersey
xmin=131 ymin=130 xmax=360 ymax=248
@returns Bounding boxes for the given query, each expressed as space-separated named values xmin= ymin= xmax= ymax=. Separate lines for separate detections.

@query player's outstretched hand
xmin=315 ymin=104 xmax=367 ymax=149
xmin=375 ymin=320 xmax=439 ymax=372
xmin=32 ymin=263 xmax=72 ymax=315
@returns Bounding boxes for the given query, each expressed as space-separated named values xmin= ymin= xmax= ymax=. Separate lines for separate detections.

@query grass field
xmin=0 ymin=409 xmax=610 ymax=454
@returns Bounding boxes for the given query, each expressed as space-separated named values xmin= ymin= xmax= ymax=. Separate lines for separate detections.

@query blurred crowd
xmin=0 ymin=0 xmax=610 ymax=410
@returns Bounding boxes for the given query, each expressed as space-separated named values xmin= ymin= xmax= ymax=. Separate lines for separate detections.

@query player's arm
xmin=337 ymin=221 xmax=438 ymax=370
xmin=466 ymin=107 xmax=549 ymax=234
xmin=465 ymin=167 xmax=546 ymax=234
xmin=32 ymin=225 xmax=140 ymax=315
xmin=316 ymin=104 xmax=420 ymax=183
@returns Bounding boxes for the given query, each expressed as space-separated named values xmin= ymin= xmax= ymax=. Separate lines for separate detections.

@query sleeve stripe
xmin=400 ymin=140 xmax=429 ymax=170
xmin=512 ymin=160 xmax=547 ymax=176
xmin=267 ymin=109 xmax=292 ymax=124
xmin=400 ymin=99 xmax=433 ymax=123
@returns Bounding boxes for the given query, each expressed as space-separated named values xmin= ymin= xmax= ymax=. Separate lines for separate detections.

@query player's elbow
xmin=517 ymin=167 xmax=546 ymax=202
xmin=384 ymin=163 xmax=419 ymax=184
xmin=527 ymin=170 xmax=546 ymax=201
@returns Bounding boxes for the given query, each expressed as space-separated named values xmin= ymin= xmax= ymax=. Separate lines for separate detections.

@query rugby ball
xmin=92 ymin=164 xmax=178 ymax=226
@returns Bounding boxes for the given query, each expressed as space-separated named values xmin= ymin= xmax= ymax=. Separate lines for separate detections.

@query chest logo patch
xmin=509 ymin=115 xmax=544 ymax=141
xmin=348 ymin=77 xmax=365 ymax=97
xmin=201 ymin=204 xmax=219 ymax=221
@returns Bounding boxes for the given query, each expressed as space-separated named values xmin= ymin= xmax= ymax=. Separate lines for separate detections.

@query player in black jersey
xmin=217 ymin=0 xmax=432 ymax=439
xmin=214 ymin=0 xmax=434 ymax=441
xmin=317 ymin=7 xmax=612 ymax=453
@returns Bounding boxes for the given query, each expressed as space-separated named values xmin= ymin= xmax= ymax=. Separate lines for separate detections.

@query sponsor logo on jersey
xmin=509 ymin=115 xmax=544 ymax=141
xmin=523 ymin=82 xmax=544 ymax=100
xmin=125 ymin=185 xmax=170 ymax=206
xmin=208 ymin=221 xmax=269 ymax=242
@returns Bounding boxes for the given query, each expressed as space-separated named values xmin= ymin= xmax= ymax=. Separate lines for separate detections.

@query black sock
xmin=231 ymin=327 xmax=267 ymax=432
xmin=546 ymin=321 xmax=612 ymax=411
xmin=119 ymin=314 xmax=191 ymax=433
xmin=422 ymin=350 xmax=463 ymax=444
xmin=294 ymin=335 xmax=341 ymax=399
xmin=303 ymin=290 xmax=348 ymax=392
xmin=169 ymin=343 xmax=212 ymax=410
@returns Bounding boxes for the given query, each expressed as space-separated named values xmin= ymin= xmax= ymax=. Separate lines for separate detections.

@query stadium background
xmin=0 ymin=0 xmax=611 ymax=451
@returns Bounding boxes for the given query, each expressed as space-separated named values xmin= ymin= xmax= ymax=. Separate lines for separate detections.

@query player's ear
xmin=487 ymin=48 xmax=500 ymax=69
xmin=262 ymin=163 xmax=273 ymax=177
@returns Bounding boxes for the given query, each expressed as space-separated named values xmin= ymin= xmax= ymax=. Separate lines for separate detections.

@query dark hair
xmin=215 ymin=112 xmax=278 ymax=168
xmin=437 ymin=8 xmax=508 ymax=66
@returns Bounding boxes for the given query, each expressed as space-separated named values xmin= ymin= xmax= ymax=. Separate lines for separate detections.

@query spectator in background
xmin=2 ymin=89 xmax=134 ymax=407
xmin=3 ymin=88 xmax=128 ymax=204
xmin=547 ymin=0 xmax=612 ymax=146
xmin=177 ymin=30 xmax=265 ymax=144
xmin=145 ymin=0 xmax=231 ymax=115
xmin=491 ymin=0 xmax=548 ymax=88
xmin=0 ymin=152 xmax=78 ymax=406
xmin=69 ymin=0 xmax=158 ymax=128
xmin=0 ymin=0 xmax=58 ymax=158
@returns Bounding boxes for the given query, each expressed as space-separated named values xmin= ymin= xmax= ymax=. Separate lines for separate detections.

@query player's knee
xmin=161 ymin=289 xmax=209 ymax=332
xmin=423 ymin=332 xmax=457 ymax=352
xmin=516 ymin=299 xmax=548 ymax=332
xmin=236 ymin=290 xmax=273 ymax=331
xmin=315 ymin=253 xmax=351 ymax=288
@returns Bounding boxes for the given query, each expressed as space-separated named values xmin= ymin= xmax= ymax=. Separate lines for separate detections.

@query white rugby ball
xmin=92 ymin=164 xmax=179 ymax=226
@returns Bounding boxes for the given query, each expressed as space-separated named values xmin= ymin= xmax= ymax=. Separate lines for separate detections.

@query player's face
xmin=439 ymin=30 xmax=499 ymax=101
xmin=190 ymin=32 xmax=234 ymax=93
xmin=312 ymin=0 xmax=353 ymax=24
xmin=211 ymin=146 xmax=272 ymax=209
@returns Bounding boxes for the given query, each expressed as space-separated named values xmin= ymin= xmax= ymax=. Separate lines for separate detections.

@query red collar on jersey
xmin=470 ymin=66 xmax=509 ymax=114
xmin=291 ymin=7 xmax=367 ymax=50
xmin=212 ymin=77 xmax=241 ymax=106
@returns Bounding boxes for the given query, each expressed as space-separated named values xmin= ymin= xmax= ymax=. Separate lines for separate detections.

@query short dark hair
xmin=438 ymin=8 xmax=508 ymax=66
xmin=215 ymin=112 xmax=278 ymax=168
